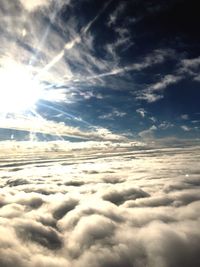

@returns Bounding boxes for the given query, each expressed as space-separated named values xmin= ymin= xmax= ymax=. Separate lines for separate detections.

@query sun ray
xmin=38 ymin=102 xmax=93 ymax=127
xmin=29 ymin=108 xmax=65 ymax=141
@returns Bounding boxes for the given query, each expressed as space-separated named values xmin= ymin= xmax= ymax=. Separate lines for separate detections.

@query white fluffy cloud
xmin=0 ymin=140 xmax=200 ymax=266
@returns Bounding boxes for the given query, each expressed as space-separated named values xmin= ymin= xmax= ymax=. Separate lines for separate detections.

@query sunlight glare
xmin=0 ymin=61 xmax=42 ymax=113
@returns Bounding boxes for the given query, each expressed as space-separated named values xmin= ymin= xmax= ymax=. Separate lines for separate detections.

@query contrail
xmin=72 ymin=51 xmax=169 ymax=82
xmin=81 ymin=0 xmax=112 ymax=34
xmin=72 ymin=65 xmax=141 ymax=83
xmin=38 ymin=102 xmax=92 ymax=127
xmin=29 ymin=1 xmax=62 ymax=66
xmin=36 ymin=0 xmax=113 ymax=78
xmin=38 ymin=36 xmax=80 ymax=75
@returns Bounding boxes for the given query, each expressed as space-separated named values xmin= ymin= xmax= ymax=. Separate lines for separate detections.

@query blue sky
xmin=0 ymin=0 xmax=199 ymax=141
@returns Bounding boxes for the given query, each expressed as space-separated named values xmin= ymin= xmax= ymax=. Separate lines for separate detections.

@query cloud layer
xmin=0 ymin=141 xmax=200 ymax=266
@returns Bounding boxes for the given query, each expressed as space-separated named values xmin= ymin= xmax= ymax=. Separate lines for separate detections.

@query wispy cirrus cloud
xmin=134 ymin=54 xmax=200 ymax=104
xmin=179 ymin=56 xmax=200 ymax=74
xmin=181 ymin=125 xmax=191 ymax=132
xmin=77 ymin=49 xmax=174 ymax=87
xmin=136 ymin=74 xmax=182 ymax=103
xmin=107 ymin=2 xmax=126 ymax=27
xmin=181 ymin=114 xmax=189 ymax=120
xmin=176 ymin=56 xmax=200 ymax=82
xmin=98 ymin=109 xmax=127 ymax=120
xmin=138 ymin=125 xmax=157 ymax=139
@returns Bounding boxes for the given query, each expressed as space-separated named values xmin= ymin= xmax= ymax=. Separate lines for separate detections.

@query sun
xmin=0 ymin=60 xmax=42 ymax=113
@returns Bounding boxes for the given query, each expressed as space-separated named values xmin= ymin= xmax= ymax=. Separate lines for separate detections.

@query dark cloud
xmin=102 ymin=176 xmax=125 ymax=184
xmin=53 ymin=198 xmax=79 ymax=220
xmin=64 ymin=180 xmax=85 ymax=186
xmin=15 ymin=219 xmax=63 ymax=250
xmin=5 ymin=178 xmax=30 ymax=187
xmin=102 ymin=187 xmax=150 ymax=205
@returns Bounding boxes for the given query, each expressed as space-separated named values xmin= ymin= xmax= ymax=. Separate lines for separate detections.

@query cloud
xmin=20 ymin=0 xmax=52 ymax=11
xmin=138 ymin=125 xmax=157 ymax=139
xmin=0 ymin=114 xmax=127 ymax=141
xmin=149 ymin=75 xmax=182 ymax=91
xmin=53 ymin=198 xmax=79 ymax=220
xmin=81 ymin=49 xmax=173 ymax=86
xmin=178 ymin=56 xmax=200 ymax=81
xmin=0 ymin=141 xmax=200 ymax=267
xmin=99 ymin=109 xmax=126 ymax=120
xmin=158 ymin=121 xmax=174 ymax=130
xmin=194 ymin=75 xmax=200 ymax=82
xmin=0 ymin=140 xmax=200 ymax=266
xmin=105 ymin=23 xmax=134 ymax=63
xmin=102 ymin=186 xmax=150 ymax=205
xmin=181 ymin=125 xmax=191 ymax=132
xmin=135 ymin=54 xmax=200 ymax=104
xmin=0 ymin=0 xmax=114 ymax=103
xmin=0 ymin=0 xmax=181 ymax=142
xmin=0 ymin=1 xmax=200 ymax=264
xmin=181 ymin=114 xmax=189 ymax=120
xmin=107 ymin=2 xmax=126 ymax=27
xmin=15 ymin=218 xmax=63 ymax=250
xmin=136 ymin=108 xmax=147 ymax=118
xmin=180 ymin=56 xmax=200 ymax=72
xmin=137 ymin=74 xmax=182 ymax=103
xmin=19 ymin=0 xmax=71 ymax=12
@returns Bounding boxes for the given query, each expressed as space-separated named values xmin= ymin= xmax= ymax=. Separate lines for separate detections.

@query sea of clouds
xmin=0 ymin=141 xmax=200 ymax=267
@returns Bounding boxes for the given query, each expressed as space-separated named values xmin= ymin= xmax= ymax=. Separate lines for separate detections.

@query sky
xmin=0 ymin=0 xmax=199 ymax=141
xmin=0 ymin=1 xmax=200 ymax=267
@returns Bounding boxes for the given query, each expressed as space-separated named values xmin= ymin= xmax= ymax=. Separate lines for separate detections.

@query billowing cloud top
xmin=0 ymin=140 xmax=200 ymax=266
